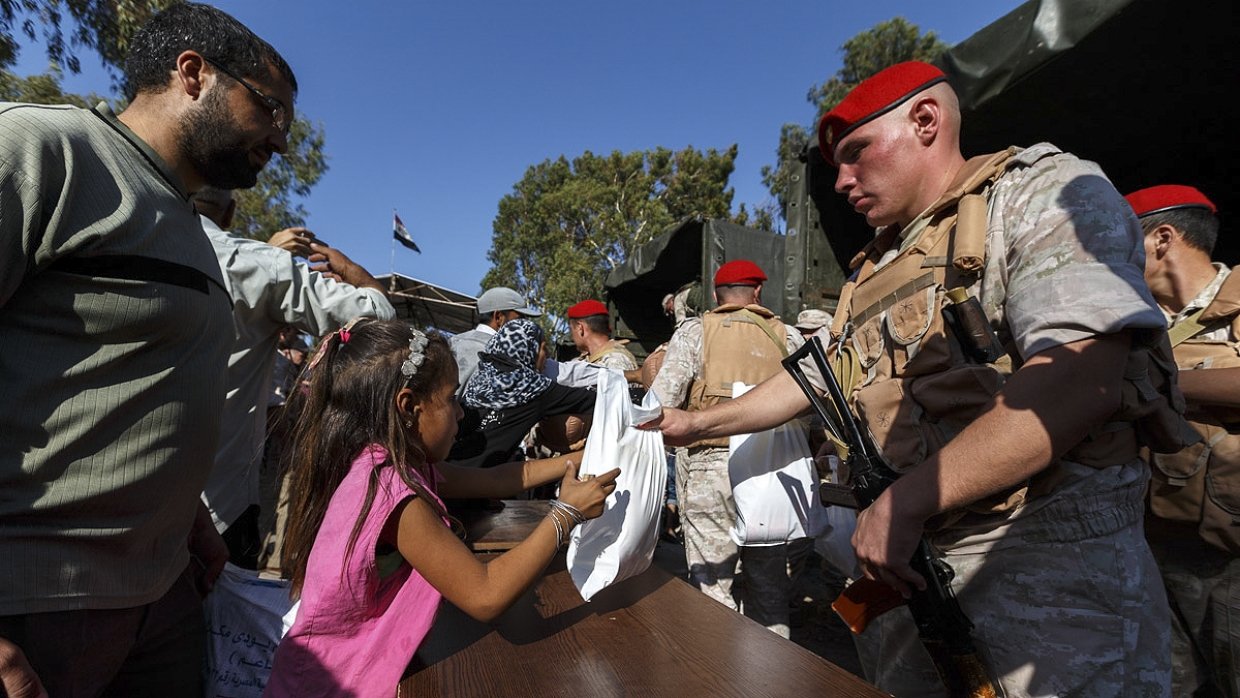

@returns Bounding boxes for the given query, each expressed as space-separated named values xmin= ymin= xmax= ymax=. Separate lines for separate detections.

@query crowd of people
xmin=1 ymin=4 xmax=1236 ymax=698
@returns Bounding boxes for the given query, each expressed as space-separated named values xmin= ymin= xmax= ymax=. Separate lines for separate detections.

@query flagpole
xmin=389 ymin=208 xmax=398 ymax=293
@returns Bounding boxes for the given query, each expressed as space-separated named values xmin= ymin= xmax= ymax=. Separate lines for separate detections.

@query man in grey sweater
xmin=0 ymin=4 xmax=297 ymax=695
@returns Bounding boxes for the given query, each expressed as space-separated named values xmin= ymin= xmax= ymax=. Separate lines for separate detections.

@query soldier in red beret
xmin=649 ymin=61 xmax=1189 ymax=695
xmin=566 ymin=300 xmax=639 ymax=374
xmin=1128 ymin=184 xmax=1240 ymax=697
xmin=647 ymin=260 xmax=811 ymax=637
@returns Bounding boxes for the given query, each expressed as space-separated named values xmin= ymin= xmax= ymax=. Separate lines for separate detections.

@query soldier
xmin=1127 ymin=184 xmax=1240 ymax=697
xmin=649 ymin=259 xmax=809 ymax=637
xmin=648 ymin=62 xmax=1187 ymax=695
xmin=566 ymin=299 xmax=639 ymax=373
xmin=793 ymin=308 xmax=833 ymax=339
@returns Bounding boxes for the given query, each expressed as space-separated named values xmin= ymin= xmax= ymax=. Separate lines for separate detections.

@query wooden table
xmin=402 ymin=556 xmax=884 ymax=697
xmin=458 ymin=499 xmax=551 ymax=552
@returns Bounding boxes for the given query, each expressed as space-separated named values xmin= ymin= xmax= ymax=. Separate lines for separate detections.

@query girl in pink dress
xmin=265 ymin=319 xmax=618 ymax=697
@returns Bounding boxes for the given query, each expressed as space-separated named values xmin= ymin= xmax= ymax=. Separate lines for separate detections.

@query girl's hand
xmin=557 ymin=460 xmax=620 ymax=520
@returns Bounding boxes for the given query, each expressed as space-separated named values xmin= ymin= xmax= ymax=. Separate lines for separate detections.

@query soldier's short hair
xmin=1139 ymin=208 xmax=1219 ymax=256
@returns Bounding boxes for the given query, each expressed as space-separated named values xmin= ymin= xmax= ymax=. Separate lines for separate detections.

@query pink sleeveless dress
xmin=265 ymin=445 xmax=444 ymax=697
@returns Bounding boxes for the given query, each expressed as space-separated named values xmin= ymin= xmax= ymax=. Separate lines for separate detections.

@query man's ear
xmin=1148 ymin=224 xmax=1177 ymax=258
xmin=174 ymin=50 xmax=208 ymax=100
xmin=909 ymin=96 xmax=941 ymax=145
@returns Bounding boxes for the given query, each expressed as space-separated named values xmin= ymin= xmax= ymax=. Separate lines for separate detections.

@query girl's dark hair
xmin=281 ymin=319 xmax=455 ymax=596
xmin=123 ymin=2 xmax=298 ymax=101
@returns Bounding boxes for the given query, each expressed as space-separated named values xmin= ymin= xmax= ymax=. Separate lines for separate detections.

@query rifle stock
xmin=782 ymin=336 xmax=1005 ymax=698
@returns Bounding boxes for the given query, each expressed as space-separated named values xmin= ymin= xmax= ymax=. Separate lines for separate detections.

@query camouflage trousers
xmin=860 ymin=477 xmax=1171 ymax=697
xmin=676 ymin=446 xmax=810 ymax=637
xmin=1147 ymin=524 xmax=1240 ymax=698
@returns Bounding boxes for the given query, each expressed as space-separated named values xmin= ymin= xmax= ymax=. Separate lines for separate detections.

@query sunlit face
xmin=832 ymin=110 xmax=924 ymax=229
xmin=416 ymin=377 xmax=464 ymax=463
xmin=179 ymin=60 xmax=292 ymax=189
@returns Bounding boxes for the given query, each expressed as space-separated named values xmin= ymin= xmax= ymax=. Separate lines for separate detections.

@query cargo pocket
xmin=854 ymin=377 xmax=927 ymax=473
xmin=887 ymin=285 xmax=953 ymax=377
xmin=1201 ymin=425 xmax=1240 ymax=554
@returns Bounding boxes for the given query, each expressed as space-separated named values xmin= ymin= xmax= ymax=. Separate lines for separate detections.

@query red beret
xmin=714 ymin=260 xmax=767 ymax=287
xmin=567 ymin=299 xmax=609 ymax=319
xmin=1125 ymin=185 xmax=1217 ymax=217
xmin=817 ymin=61 xmax=947 ymax=167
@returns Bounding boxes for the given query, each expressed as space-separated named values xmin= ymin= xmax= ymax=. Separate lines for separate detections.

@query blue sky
xmin=14 ymin=1 xmax=1022 ymax=299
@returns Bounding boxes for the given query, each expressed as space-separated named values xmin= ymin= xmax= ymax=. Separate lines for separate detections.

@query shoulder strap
xmin=734 ymin=308 xmax=789 ymax=358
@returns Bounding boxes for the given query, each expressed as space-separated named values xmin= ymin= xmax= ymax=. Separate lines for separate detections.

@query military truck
xmin=604 ymin=0 xmax=1237 ymax=354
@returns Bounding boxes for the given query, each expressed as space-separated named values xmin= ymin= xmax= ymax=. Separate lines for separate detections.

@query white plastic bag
xmin=812 ymin=454 xmax=863 ymax=580
xmin=203 ymin=564 xmax=293 ymax=698
xmin=567 ymin=367 xmax=667 ymax=601
xmin=727 ymin=382 xmax=830 ymax=546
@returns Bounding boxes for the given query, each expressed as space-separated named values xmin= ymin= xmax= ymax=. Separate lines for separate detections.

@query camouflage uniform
xmin=584 ymin=339 xmax=639 ymax=372
xmin=652 ymin=316 xmax=809 ymax=637
xmin=1147 ymin=264 xmax=1240 ymax=698
xmin=804 ymin=144 xmax=1171 ymax=696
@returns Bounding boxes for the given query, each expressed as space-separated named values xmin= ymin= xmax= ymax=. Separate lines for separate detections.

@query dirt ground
xmin=650 ymin=538 xmax=866 ymax=679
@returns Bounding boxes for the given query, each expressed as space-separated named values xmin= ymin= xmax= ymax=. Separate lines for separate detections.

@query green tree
xmin=762 ymin=17 xmax=950 ymax=221
xmin=483 ymin=145 xmax=742 ymax=338
xmin=0 ymin=64 xmax=98 ymax=104
xmin=1 ymin=0 xmax=174 ymax=77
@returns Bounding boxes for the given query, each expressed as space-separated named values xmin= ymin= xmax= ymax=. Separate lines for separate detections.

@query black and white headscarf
xmin=462 ymin=318 xmax=553 ymax=410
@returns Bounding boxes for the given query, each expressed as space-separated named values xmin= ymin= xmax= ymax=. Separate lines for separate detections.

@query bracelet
xmin=548 ymin=508 xmax=566 ymax=548
xmin=549 ymin=499 xmax=586 ymax=526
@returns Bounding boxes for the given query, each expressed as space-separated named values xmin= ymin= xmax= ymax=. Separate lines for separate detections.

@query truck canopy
xmin=808 ymin=0 xmax=1238 ymax=290
xmin=604 ymin=217 xmax=790 ymax=356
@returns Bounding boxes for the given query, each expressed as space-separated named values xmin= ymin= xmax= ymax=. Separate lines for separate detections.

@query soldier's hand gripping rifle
xmin=782 ymin=335 xmax=1005 ymax=698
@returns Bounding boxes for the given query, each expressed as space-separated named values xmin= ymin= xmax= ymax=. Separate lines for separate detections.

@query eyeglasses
xmin=203 ymin=56 xmax=290 ymax=133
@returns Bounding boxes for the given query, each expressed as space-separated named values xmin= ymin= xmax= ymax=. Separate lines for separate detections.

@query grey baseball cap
xmin=794 ymin=308 xmax=833 ymax=331
xmin=476 ymin=287 xmax=541 ymax=316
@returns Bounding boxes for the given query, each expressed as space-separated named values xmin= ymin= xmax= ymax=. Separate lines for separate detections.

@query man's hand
xmin=188 ymin=502 xmax=229 ymax=597
xmin=0 ymin=638 xmax=47 ymax=698
xmin=852 ymin=486 xmax=928 ymax=599
xmin=267 ymin=227 xmax=317 ymax=257
xmin=306 ymin=242 xmax=385 ymax=292
xmin=638 ymin=407 xmax=699 ymax=446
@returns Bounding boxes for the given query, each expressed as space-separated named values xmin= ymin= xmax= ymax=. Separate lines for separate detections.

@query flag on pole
xmin=393 ymin=213 xmax=420 ymax=253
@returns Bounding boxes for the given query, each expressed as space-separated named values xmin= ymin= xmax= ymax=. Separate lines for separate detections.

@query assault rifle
xmin=782 ymin=335 xmax=1004 ymax=698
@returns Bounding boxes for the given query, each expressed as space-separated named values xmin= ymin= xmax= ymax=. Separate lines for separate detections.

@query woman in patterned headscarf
xmin=449 ymin=319 xmax=595 ymax=469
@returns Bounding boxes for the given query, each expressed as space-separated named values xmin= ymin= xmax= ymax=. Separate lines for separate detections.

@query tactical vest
xmin=829 ymin=149 xmax=1196 ymax=523
xmin=1148 ymin=271 xmax=1240 ymax=554
xmin=687 ymin=304 xmax=789 ymax=448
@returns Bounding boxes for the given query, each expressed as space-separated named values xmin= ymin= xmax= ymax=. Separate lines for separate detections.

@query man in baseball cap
xmin=451 ymin=287 xmax=541 ymax=393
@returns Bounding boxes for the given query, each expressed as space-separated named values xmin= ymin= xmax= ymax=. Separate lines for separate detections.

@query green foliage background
xmin=1 ymin=0 xmax=327 ymax=241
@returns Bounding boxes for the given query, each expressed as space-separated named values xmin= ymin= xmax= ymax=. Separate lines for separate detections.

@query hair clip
xmin=401 ymin=329 xmax=430 ymax=378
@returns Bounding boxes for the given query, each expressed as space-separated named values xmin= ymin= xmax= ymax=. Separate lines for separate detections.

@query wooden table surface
xmin=402 ymin=555 xmax=885 ymax=697
xmin=458 ymin=499 xmax=550 ymax=552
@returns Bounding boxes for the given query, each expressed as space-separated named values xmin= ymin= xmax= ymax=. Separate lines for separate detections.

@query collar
xmin=91 ymin=102 xmax=191 ymax=200
xmin=475 ymin=323 xmax=497 ymax=335
xmin=1172 ymin=263 xmax=1230 ymax=323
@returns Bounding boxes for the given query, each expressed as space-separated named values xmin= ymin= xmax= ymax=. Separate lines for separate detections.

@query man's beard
xmin=179 ymin=88 xmax=261 ymax=190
